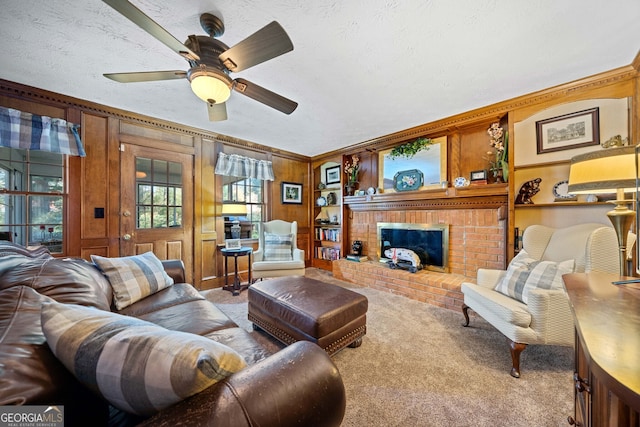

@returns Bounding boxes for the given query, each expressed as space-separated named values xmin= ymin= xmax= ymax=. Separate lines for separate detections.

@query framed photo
xmin=536 ymin=108 xmax=600 ymax=154
xmin=281 ymin=181 xmax=303 ymax=204
xmin=225 ymin=239 xmax=241 ymax=249
xmin=470 ymin=169 xmax=487 ymax=182
xmin=325 ymin=166 xmax=341 ymax=185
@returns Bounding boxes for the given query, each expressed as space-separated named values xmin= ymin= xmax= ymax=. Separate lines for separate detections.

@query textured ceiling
xmin=1 ymin=0 xmax=639 ymax=157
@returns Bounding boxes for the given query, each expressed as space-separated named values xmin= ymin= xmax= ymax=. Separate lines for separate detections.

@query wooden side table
xmin=221 ymin=247 xmax=253 ymax=296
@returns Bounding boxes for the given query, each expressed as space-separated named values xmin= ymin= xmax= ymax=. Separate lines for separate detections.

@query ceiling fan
xmin=102 ymin=0 xmax=298 ymax=121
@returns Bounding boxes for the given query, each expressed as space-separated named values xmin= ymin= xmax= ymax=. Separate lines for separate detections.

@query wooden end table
xmin=221 ymin=247 xmax=253 ymax=296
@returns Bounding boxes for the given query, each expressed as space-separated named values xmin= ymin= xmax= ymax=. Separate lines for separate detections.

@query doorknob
xmin=122 ymin=233 xmax=132 ymax=241
xmin=122 ymin=210 xmax=131 ymax=217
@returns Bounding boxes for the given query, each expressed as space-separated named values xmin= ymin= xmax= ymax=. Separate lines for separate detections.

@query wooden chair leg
xmin=462 ymin=304 xmax=471 ymax=327
xmin=509 ymin=340 xmax=527 ymax=378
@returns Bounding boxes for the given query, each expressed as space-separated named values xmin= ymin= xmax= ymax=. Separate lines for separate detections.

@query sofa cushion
xmin=0 ymin=286 xmax=110 ymax=425
xmin=91 ymin=252 xmax=174 ymax=310
xmin=263 ymin=233 xmax=293 ymax=261
xmin=494 ymin=250 xmax=574 ymax=303
xmin=0 ymin=256 xmax=112 ymax=310
xmin=41 ymin=301 xmax=247 ymax=417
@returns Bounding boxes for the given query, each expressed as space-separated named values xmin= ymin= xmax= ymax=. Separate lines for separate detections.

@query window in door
xmin=135 ymin=157 xmax=183 ymax=229
xmin=0 ymin=148 xmax=65 ymax=252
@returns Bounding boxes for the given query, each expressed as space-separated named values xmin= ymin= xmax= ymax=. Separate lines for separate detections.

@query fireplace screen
xmin=377 ymin=222 xmax=449 ymax=272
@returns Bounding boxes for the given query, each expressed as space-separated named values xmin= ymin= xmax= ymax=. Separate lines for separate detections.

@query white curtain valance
xmin=0 ymin=107 xmax=85 ymax=157
xmin=214 ymin=152 xmax=274 ymax=181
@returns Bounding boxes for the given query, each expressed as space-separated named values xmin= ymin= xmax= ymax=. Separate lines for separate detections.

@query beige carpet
xmin=203 ymin=268 xmax=574 ymax=427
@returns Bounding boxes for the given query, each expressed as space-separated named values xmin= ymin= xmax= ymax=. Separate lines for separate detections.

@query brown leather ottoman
xmin=248 ymin=276 xmax=368 ymax=355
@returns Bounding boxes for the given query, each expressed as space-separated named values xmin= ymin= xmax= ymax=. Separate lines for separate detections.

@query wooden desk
xmin=563 ymin=272 xmax=640 ymax=427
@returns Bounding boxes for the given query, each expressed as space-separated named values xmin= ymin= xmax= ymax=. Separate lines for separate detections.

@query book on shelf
xmin=346 ymin=254 xmax=368 ymax=262
xmin=315 ymin=227 xmax=340 ymax=242
xmin=316 ymin=247 xmax=340 ymax=260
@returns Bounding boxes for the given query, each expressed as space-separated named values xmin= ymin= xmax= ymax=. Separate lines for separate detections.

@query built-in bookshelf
xmin=311 ymin=159 xmax=345 ymax=270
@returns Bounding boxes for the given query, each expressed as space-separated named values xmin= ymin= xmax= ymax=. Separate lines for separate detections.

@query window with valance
xmin=215 ymin=151 xmax=273 ymax=239
xmin=0 ymin=107 xmax=85 ymax=252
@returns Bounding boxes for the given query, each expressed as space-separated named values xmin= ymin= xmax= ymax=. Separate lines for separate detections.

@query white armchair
xmin=461 ymin=223 xmax=619 ymax=377
xmin=252 ymin=220 xmax=305 ymax=280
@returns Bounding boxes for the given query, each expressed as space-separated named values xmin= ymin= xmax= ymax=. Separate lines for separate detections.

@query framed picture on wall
xmin=536 ymin=108 xmax=600 ymax=154
xmin=281 ymin=182 xmax=303 ymax=204
xmin=325 ymin=166 xmax=341 ymax=184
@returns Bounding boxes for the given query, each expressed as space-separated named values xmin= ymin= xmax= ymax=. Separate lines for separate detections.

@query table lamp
xmin=567 ymin=145 xmax=637 ymax=276
xmin=221 ymin=203 xmax=248 ymax=239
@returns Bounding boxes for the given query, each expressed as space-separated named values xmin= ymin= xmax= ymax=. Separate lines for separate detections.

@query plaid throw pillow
xmin=91 ymin=252 xmax=174 ymax=310
xmin=494 ymin=249 xmax=574 ymax=304
xmin=41 ymin=301 xmax=247 ymax=416
xmin=263 ymin=233 xmax=293 ymax=261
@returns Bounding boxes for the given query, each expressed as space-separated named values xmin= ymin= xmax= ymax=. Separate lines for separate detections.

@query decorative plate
xmin=453 ymin=176 xmax=469 ymax=188
xmin=393 ymin=169 xmax=424 ymax=192
xmin=553 ymin=180 xmax=574 ymax=199
xmin=367 ymin=186 xmax=376 ymax=195
xmin=316 ymin=196 xmax=327 ymax=206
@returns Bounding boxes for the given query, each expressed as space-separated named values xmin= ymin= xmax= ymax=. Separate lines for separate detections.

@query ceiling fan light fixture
xmin=188 ymin=68 xmax=232 ymax=104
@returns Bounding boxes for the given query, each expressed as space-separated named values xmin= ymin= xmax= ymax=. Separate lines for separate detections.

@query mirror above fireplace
xmin=378 ymin=136 xmax=447 ymax=193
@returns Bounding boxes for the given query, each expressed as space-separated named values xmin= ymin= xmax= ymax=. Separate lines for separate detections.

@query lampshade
xmin=567 ymin=145 xmax=638 ymax=277
xmin=220 ymin=203 xmax=247 ymax=216
xmin=567 ymin=146 xmax=636 ymax=194
xmin=188 ymin=67 xmax=232 ymax=104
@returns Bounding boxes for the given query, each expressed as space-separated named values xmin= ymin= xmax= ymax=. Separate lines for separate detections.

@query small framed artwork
xmin=325 ymin=166 xmax=341 ymax=185
xmin=470 ymin=169 xmax=487 ymax=182
xmin=536 ymin=108 xmax=600 ymax=154
xmin=281 ymin=182 xmax=303 ymax=204
xmin=225 ymin=239 xmax=241 ymax=249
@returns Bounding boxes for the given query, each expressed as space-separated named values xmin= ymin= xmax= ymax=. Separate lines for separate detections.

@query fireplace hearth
xmin=377 ymin=222 xmax=449 ymax=272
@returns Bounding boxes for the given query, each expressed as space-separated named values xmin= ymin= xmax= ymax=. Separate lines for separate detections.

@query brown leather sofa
xmin=0 ymin=242 xmax=346 ymax=426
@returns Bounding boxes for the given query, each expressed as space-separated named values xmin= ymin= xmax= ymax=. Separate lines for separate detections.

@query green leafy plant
xmin=388 ymin=137 xmax=432 ymax=159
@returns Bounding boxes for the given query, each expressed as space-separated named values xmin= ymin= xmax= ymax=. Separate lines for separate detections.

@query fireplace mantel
xmin=344 ymin=183 xmax=508 ymax=211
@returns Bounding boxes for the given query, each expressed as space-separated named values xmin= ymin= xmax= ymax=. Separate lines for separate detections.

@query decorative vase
xmin=345 ymin=182 xmax=357 ymax=196
xmin=493 ymin=168 xmax=504 ymax=184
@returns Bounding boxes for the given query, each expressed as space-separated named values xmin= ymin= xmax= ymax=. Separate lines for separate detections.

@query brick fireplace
xmin=333 ymin=191 xmax=508 ymax=312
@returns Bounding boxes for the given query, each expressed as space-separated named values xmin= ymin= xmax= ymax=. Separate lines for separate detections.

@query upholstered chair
xmin=252 ymin=220 xmax=305 ymax=280
xmin=461 ymin=223 xmax=619 ymax=377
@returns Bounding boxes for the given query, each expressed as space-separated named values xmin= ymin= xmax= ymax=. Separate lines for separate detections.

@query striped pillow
xmin=91 ymin=252 xmax=174 ymax=310
xmin=41 ymin=301 xmax=247 ymax=416
xmin=494 ymin=250 xmax=574 ymax=303
xmin=263 ymin=233 xmax=293 ymax=261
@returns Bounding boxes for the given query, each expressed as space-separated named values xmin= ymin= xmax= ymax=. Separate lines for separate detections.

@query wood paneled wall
xmin=0 ymin=79 xmax=309 ymax=290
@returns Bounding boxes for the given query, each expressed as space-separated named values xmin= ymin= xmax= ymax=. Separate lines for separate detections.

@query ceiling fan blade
xmin=233 ymin=78 xmax=297 ymax=114
xmin=219 ymin=22 xmax=293 ymax=73
xmin=104 ymin=71 xmax=187 ymax=83
xmin=208 ymin=102 xmax=228 ymax=121
xmin=102 ymin=0 xmax=199 ymax=61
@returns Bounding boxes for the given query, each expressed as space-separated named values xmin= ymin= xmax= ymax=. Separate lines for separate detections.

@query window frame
xmin=0 ymin=148 xmax=67 ymax=252
xmin=222 ymin=177 xmax=264 ymax=239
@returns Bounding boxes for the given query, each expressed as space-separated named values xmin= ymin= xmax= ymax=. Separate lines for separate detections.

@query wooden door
xmin=120 ymin=144 xmax=194 ymax=283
